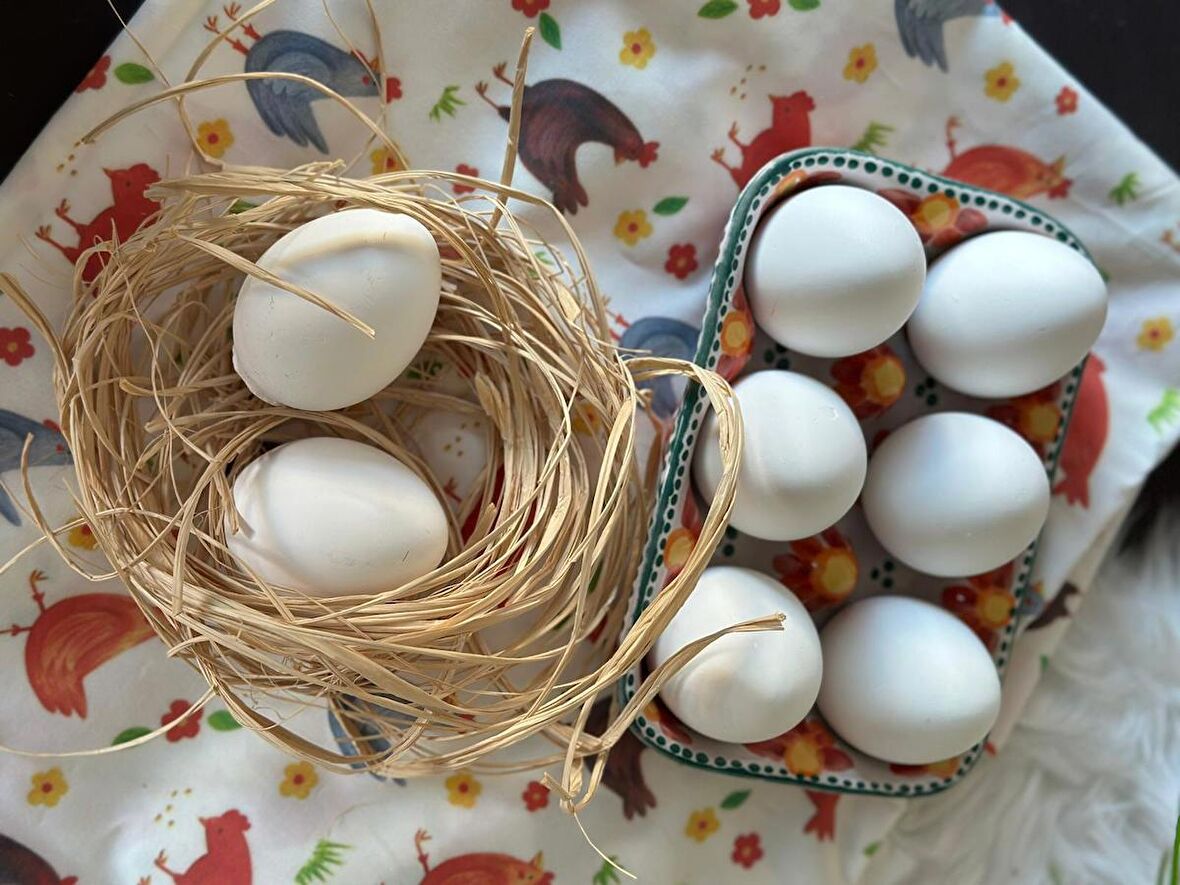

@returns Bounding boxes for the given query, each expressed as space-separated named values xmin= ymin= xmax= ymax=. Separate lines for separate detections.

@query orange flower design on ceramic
xmin=843 ymin=44 xmax=878 ymax=83
xmin=942 ymin=562 xmax=1016 ymax=650
xmin=197 ymin=119 xmax=234 ymax=159
xmin=878 ymin=189 xmax=988 ymax=249
xmin=890 ymin=756 xmax=961 ymax=779
xmin=27 ymin=767 xmax=68 ymax=807
xmin=445 ymin=770 xmax=482 ymax=807
xmin=279 ymin=761 xmax=319 ymax=799
xmin=643 ymin=699 xmax=693 ymax=744
xmin=685 ymin=808 xmax=720 ymax=842
xmin=986 ymin=383 xmax=1062 ymax=457
xmin=772 ymin=527 xmax=858 ymax=612
xmin=746 ymin=719 xmax=853 ymax=777
xmin=830 ymin=345 xmax=906 ymax=419
xmin=663 ymin=484 xmax=702 ymax=582
xmin=715 ymin=286 xmax=754 ymax=381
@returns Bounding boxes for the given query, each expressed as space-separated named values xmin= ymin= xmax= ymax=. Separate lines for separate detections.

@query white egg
xmin=818 ymin=595 xmax=1001 ymax=765
xmin=225 ymin=437 xmax=448 ymax=596
xmin=694 ymin=370 xmax=866 ymax=541
xmin=652 ymin=566 xmax=822 ymax=743
xmin=907 ymin=230 xmax=1107 ymax=397
xmin=233 ymin=209 xmax=441 ymax=411
xmin=745 ymin=185 xmax=926 ymax=357
xmin=862 ymin=412 xmax=1049 ymax=577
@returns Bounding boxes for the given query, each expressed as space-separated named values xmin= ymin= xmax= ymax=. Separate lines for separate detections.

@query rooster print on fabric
xmin=712 ymin=91 xmax=815 ymax=189
xmin=941 ymin=117 xmax=1071 ymax=200
xmin=894 ymin=0 xmax=1000 ymax=71
xmin=153 ymin=810 xmax=252 ymax=885
xmin=475 ymin=63 xmax=658 ymax=213
xmin=413 ymin=830 xmax=552 ymax=885
xmin=204 ymin=4 xmax=382 ymax=153
xmin=7 ymin=570 xmax=154 ymax=718
xmin=0 ymin=833 xmax=77 ymax=885
xmin=35 ymin=164 xmax=161 ymax=284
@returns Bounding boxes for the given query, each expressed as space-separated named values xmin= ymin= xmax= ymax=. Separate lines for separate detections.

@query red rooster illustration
xmin=0 ymin=832 xmax=77 ymax=884
xmin=475 ymin=63 xmax=658 ymax=214
xmin=711 ymin=92 xmax=816 ymax=188
xmin=154 ymin=810 xmax=252 ymax=885
xmin=1053 ymin=354 xmax=1108 ymax=507
xmin=941 ymin=117 xmax=1070 ymax=200
xmin=7 ymin=570 xmax=155 ymax=718
xmin=803 ymin=791 xmax=840 ymax=842
xmin=35 ymin=164 xmax=161 ymax=283
xmin=414 ymin=830 xmax=553 ymax=885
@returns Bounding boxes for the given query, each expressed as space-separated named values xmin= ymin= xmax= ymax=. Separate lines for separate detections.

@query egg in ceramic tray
xmin=623 ymin=149 xmax=1106 ymax=796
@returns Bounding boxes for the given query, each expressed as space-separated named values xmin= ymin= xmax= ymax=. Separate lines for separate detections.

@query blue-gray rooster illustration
xmin=0 ymin=410 xmax=72 ymax=526
xmin=327 ymin=695 xmax=408 ymax=785
xmin=204 ymin=5 xmax=379 ymax=153
xmin=894 ymin=0 xmax=1000 ymax=71
xmin=617 ymin=317 xmax=700 ymax=420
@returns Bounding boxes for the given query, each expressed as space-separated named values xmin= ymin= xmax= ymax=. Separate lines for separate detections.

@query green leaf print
xmin=295 ymin=839 xmax=350 ymax=884
xmin=228 ymin=199 xmax=257 ymax=214
xmin=207 ymin=710 xmax=242 ymax=731
xmin=1148 ymin=388 xmax=1180 ymax=433
xmin=698 ymin=0 xmax=739 ymax=19
xmin=788 ymin=0 xmax=821 ymax=9
xmin=720 ymin=789 xmax=750 ymax=809
xmin=429 ymin=86 xmax=466 ymax=122
xmin=863 ymin=841 xmax=881 ymax=856
xmin=112 ymin=726 xmax=151 ymax=745
xmin=539 ymin=12 xmax=562 ymax=50
xmin=114 ymin=62 xmax=154 ymax=84
xmin=852 ymin=121 xmax=894 ymax=155
xmin=1108 ymin=172 xmax=1141 ymax=205
xmin=653 ymin=196 xmax=689 ymax=216
xmin=592 ymin=857 xmax=622 ymax=885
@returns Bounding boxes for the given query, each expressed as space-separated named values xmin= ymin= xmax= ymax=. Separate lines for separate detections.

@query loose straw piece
xmin=1 ymin=24 xmax=764 ymax=808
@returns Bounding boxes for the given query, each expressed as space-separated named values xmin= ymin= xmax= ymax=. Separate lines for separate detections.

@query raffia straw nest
xmin=1 ymin=28 xmax=768 ymax=815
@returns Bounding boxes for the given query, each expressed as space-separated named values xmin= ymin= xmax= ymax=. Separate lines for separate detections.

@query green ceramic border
xmin=617 ymin=147 xmax=1094 ymax=798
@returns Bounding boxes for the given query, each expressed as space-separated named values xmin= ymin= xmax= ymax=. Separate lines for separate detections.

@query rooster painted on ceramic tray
xmin=7 ymin=570 xmax=154 ymax=717
xmin=204 ymin=4 xmax=385 ymax=153
xmin=0 ymin=410 xmax=72 ymax=525
xmin=475 ymin=63 xmax=658 ymax=214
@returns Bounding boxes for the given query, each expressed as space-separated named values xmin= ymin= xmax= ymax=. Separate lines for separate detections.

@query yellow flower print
xmin=68 ymin=521 xmax=97 ymax=550
xmin=720 ymin=311 xmax=753 ymax=357
xmin=197 ymin=119 xmax=234 ymax=159
xmin=370 ymin=147 xmax=403 ymax=175
xmin=664 ymin=528 xmax=696 ymax=574
xmin=1138 ymin=317 xmax=1174 ymax=351
xmin=984 ymin=62 xmax=1021 ymax=102
xmin=278 ymin=761 xmax=318 ymax=799
xmin=843 ymin=44 xmax=878 ymax=83
xmin=446 ymin=770 xmax=482 ymax=807
xmin=614 ymin=210 xmax=652 ymax=246
xmin=685 ymin=807 xmax=720 ymax=842
xmin=27 ymin=767 xmax=68 ymax=807
xmin=619 ymin=28 xmax=656 ymax=70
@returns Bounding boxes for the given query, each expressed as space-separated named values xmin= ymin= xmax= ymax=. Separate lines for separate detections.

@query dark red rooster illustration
xmin=414 ymin=830 xmax=552 ymax=885
xmin=7 ymin=570 xmax=155 ymax=718
xmin=154 ymin=810 xmax=252 ymax=885
xmin=941 ymin=117 xmax=1070 ymax=200
xmin=711 ymin=91 xmax=816 ymax=188
xmin=0 ymin=832 xmax=77 ymax=885
xmin=475 ymin=63 xmax=658 ymax=214
xmin=1053 ymin=354 xmax=1108 ymax=507
xmin=35 ymin=164 xmax=161 ymax=283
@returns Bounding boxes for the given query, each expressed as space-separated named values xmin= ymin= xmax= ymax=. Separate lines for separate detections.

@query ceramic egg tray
xmin=616 ymin=147 xmax=1093 ymax=798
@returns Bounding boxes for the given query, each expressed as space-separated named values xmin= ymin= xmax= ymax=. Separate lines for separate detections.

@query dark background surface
xmin=0 ymin=0 xmax=1177 ymax=533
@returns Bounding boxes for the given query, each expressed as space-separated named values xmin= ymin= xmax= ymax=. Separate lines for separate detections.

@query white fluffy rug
xmin=868 ymin=516 xmax=1180 ymax=884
